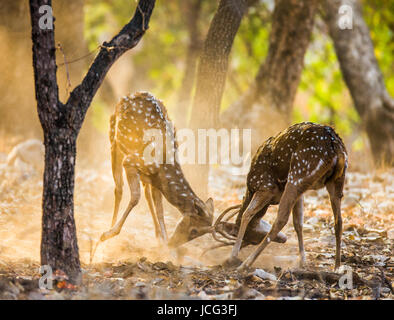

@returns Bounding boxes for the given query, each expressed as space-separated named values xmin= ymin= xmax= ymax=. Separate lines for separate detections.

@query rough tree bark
xmin=323 ymin=0 xmax=394 ymax=165
xmin=222 ymin=0 xmax=318 ymax=130
xmin=174 ymin=0 xmax=203 ymax=127
xmin=190 ymin=0 xmax=249 ymax=130
xmin=29 ymin=0 xmax=155 ymax=281
xmin=186 ymin=0 xmax=249 ymax=198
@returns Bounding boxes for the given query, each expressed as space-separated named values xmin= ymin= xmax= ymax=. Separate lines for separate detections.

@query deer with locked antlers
xmin=219 ymin=122 xmax=347 ymax=270
xmin=98 ymin=92 xmax=214 ymax=247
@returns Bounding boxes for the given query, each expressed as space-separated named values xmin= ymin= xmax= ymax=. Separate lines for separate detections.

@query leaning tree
xmin=222 ymin=0 xmax=318 ymax=129
xmin=186 ymin=0 xmax=251 ymax=198
xmin=323 ymin=0 xmax=394 ymax=165
xmin=29 ymin=0 xmax=155 ymax=281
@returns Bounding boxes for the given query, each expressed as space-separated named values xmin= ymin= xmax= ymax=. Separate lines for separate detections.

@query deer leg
xmin=239 ymin=158 xmax=331 ymax=270
xmin=326 ymin=175 xmax=345 ymax=270
xmin=225 ymin=191 xmax=272 ymax=267
xmin=239 ymin=183 xmax=300 ymax=270
xmin=100 ymin=167 xmax=140 ymax=242
xmin=151 ymin=186 xmax=168 ymax=243
xmin=144 ymin=183 xmax=161 ymax=239
xmin=111 ymin=145 xmax=124 ymax=227
xmin=292 ymin=196 xmax=306 ymax=267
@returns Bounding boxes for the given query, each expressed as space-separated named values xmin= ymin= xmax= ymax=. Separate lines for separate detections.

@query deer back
xmin=112 ymin=92 xmax=213 ymax=246
xmin=247 ymin=122 xmax=347 ymax=194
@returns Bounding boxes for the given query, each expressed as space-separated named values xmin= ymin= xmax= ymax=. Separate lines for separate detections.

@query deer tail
xmin=333 ymin=151 xmax=347 ymax=181
xmin=325 ymin=126 xmax=348 ymax=181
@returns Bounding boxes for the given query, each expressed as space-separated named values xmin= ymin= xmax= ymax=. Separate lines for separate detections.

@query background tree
xmin=29 ymin=0 xmax=155 ymax=281
xmin=174 ymin=0 xmax=203 ymax=127
xmin=187 ymin=0 xmax=250 ymax=197
xmin=323 ymin=0 xmax=394 ymax=165
xmin=3 ymin=0 xmax=393 ymax=170
xmin=222 ymin=0 xmax=318 ymax=151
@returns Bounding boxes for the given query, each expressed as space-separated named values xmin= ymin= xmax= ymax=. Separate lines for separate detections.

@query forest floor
xmin=0 ymin=154 xmax=393 ymax=300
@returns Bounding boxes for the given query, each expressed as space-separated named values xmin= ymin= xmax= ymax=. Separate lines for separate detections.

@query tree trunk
xmin=222 ymin=0 xmax=318 ymax=138
xmin=175 ymin=0 xmax=203 ymax=127
xmin=323 ymin=0 xmax=394 ymax=165
xmin=190 ymin=0 xmax=248 ymax=130
xmin=41 ymin=131 xmax=80 ymax=279
xmin=187 ymin=0 xmax=248 ymax=198
xmin=29 ymin=0 xmax=155 ymax=282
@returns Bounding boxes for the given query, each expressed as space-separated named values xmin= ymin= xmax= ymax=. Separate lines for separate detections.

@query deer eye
xmin=189 ymin=228 xmax=198 ymax=237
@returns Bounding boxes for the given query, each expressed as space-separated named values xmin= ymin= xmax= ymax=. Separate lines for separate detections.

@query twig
xmin=58 ymin=47 xmax=99 ymax=66
xmin=137 ymin=3 xmax=146 ymax=30
xmin=57 ymin=43 xmax=135 ymax=68
xmin=57 ymin=42 xmax=72 ymax=95
xmin=290 ymin=269 xmax=369 ymax=287
xmin=200 ymin=243 xmax=232 ymax=258
xmin=274 ymin=268 xmax=286 ymax=289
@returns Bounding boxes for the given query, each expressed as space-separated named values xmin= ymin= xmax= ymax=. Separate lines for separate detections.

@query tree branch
xmin=65 ymin=0 xmax=155 ymax=131
xmin=29 ymin=0 xmax=62 ymax=131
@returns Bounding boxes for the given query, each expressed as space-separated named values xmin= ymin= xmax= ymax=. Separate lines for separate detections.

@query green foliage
xmin=295 ymin=26 xmax=359 ymax=139
xmin=83 ymin=0 xmax=393 ymax=154
xmin=294 ymin=1 xmax=394 ymax=152
xmin=223 ymin=3 xmax=271 ymax=108
xmin=362 ymin=0 xmax=394 ymax=95
xmin=84 ymin=0 xmax=215 ymax=111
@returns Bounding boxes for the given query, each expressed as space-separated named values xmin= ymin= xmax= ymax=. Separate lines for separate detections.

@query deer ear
xmin=193 ymin=199 xmax=208 ymax=218
xmin=205 ymin=198 xmax=214 ymax=214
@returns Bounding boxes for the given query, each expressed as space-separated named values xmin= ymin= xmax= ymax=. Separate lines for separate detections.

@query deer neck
xmin=154 ymin=163 xmax=201 ymax=216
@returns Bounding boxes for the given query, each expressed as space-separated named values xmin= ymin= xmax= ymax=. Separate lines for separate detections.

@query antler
xmin=211 ymin=204 xmax=241 ymax=245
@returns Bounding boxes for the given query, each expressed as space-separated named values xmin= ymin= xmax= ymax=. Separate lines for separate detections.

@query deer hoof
xmin=236 ymin=263 xmax=249 ymax=272
xmin=100 ymin=230 xmax=116 ymax=242
xmin=223 ymin=256 xmax=243 ymax=269
xmin=298 ymin=256 xmax=307 ymax=268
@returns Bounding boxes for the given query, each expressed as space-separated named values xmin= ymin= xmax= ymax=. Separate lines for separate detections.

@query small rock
xmin=103 ymin=271 xmax=113 ymax=278
xmin=152 ymin=278 xmax=164 ymax=285
xmin=363 ymin=255 xmax=389 ymax=266
xmin=387 ymin=229 xmax=394 ymax=240
xmin=302 ymin=223 xmax=314 ymax=233
xmin=152 ymin=262 xmax=168 ymax=270
xmin=306 ymin=217 xmax=319 ymax=225
xmin=380 ymin=287 xmax=391 ymax=294
xmin=198 ymin=290 xmax=208 ymax=300
xmin=253 ymin=269 xmax=277 ymax=281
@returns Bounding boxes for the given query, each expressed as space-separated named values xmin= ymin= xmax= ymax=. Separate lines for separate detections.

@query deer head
xmin=168 ymin=198 xmax=214 ymax=247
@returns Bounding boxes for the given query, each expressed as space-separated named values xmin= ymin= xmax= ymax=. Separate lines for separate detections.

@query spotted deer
xmin=223 ymin=122 xmax=347 ymax=270
xmin=99 ymin=92 xmax=213 ymax=247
